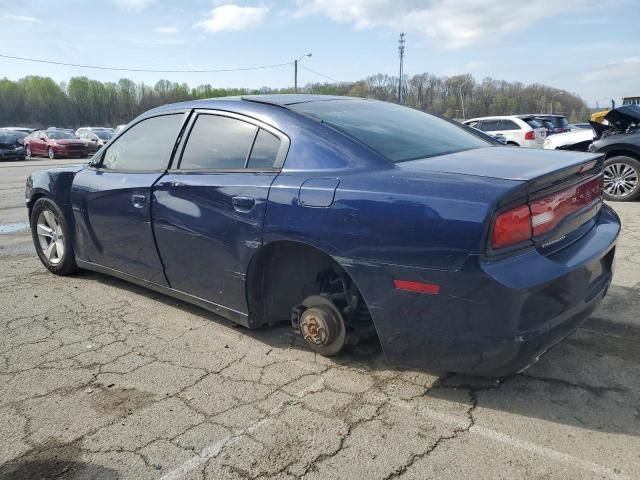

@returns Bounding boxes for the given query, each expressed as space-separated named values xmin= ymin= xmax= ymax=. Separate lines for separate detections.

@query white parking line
xmin=160 ymin=377 xmax=326 ymax=480
xmin=162 ymin=381 xmax=627 ymax=480
xmin=400 ymin=401 xmax=629 ymax=480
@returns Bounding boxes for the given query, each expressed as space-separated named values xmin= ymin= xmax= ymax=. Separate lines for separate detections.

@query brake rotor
xmin=299 ymin=295 xmax=346 ymax=356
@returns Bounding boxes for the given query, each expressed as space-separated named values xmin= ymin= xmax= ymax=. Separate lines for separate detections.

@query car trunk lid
xmin=398 ymin=147 xmax=605 ymax=255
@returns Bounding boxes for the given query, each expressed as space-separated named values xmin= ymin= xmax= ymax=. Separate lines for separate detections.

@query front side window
xmin=291 ymin=100 xmax=489 ymax=162
xmin=180 ymin=115 xmax=257 ymax=170
xmin=102 ymin=114 xmax=183 ymax=171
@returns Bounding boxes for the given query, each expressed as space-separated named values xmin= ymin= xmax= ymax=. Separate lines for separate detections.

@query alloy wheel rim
xmin=48 ymin=148 xmax=54 ymax=159
xmin=26 ymin=146 xmax=31 ymax=157
xmin=603 ymin=163 xmax=639 ymax=198
xmin=36 ymin=210 xmax=64 ymax=265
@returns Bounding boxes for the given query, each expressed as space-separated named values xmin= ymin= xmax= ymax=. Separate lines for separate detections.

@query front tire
xmin=48 ymin=147 xmax=56 ymax=159
xmin=30 ymin=198 xmax=79 ymax=275
xmin=603 ymin=156 xmax=640 ymax=202
xmin=26 ymin=145 xmax=32 ymax=158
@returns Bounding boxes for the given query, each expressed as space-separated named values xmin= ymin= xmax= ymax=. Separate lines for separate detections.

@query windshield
xmin=290 ymin=100 xmax=490 ymax=163
xmin=0 ymin=134 xmax=17 ymax=144
xmin=95 ymin=131 xmax=113 ymax=140
xmin=47 ymin=131 xmax=77 ymax=140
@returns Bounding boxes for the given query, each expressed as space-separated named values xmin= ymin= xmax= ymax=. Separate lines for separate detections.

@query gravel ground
xmin=1 ymin=158 xmax=639 ymax=480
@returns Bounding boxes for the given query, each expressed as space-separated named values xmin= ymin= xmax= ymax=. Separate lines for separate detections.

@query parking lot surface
xmin=1 ymin=158 xmax=639 ymax=479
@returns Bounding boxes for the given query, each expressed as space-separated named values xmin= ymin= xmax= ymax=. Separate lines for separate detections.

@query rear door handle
xmin=131 ymin=194 xmax=146 ymax=208
xmin=232 ymin=196 xmax=255 ymax=212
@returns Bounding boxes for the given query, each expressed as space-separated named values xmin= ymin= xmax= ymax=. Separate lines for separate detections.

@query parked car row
xmin=463 ymin=114 xmax=574 ymax=149
xmin=0 ymin=125 xmax=128 ymax=160
xmin=464 ymin=115 xmax=547 ymax=148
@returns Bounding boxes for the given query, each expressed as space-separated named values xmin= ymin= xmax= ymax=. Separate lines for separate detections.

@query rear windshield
xmin=523 ymin=118 xmax=542 ymax=129
xmin=290 ymin=100 xmax=490 ymax=163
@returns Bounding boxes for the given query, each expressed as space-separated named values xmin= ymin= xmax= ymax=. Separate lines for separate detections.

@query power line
xmin=298 ymin=64 xmax=339 ymax=83
xmin=0 ymin=53 xmax=293 ymax=73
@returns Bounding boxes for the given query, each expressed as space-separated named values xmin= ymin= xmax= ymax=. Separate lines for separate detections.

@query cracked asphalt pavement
xmin=1 ymin=158 xmax=639 ymax=479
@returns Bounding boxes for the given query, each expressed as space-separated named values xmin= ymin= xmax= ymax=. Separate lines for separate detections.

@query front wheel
xmin=26 ymin=145 xmax=32 ymax=158
xmin=48 ymin=147 xmax=56 ymax=159
xmin=30 ymin=197 xmax=79 ymax=275
xmin=603 ymin=156 xmax=640 ymax=202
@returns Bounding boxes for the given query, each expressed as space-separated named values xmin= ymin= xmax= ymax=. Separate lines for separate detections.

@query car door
xmin=71 ymin=112 xmax=189 ymax=284
xmin=152 ymin=110 xmax=289 ymax=315
xmin=34 ymin=132 xmax=47 ymax=155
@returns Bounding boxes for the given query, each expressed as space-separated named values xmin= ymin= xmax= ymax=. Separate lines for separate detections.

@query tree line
xmin=0 ymin=73 xmax=589 ymax=128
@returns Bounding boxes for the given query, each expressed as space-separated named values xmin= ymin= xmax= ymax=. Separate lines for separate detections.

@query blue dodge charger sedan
xmin=25 ymin=95 xmax=620 ymax=375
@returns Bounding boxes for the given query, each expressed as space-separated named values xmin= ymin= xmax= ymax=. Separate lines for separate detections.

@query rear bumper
xmin=342 ymin=205 xmax=620 ymax=376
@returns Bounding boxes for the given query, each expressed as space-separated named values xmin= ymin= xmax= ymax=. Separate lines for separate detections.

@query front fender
xmin=26 ymin=164 xmax=86 ymax=236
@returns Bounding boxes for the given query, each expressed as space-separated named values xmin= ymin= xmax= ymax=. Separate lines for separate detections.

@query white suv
xmin=464 ymin=116 xmax=546 ymax=148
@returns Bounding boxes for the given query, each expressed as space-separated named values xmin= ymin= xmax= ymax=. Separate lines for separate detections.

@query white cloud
xmin=194 ymin=5 xmax=269 ymax=33
xmin=294 ymin=0 xmax=585 ymax=48
xmin=155 ymin=26 xmax=178 ymax=34
xmin=581 ymin=57 xmax=640 ymax=83
xmin=112 ymin=0 xmax=156 ymax=10
xmin=3 ymin=14 xmax=38 ymax=22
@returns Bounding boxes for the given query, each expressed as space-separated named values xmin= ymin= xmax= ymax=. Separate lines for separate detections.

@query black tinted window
xmin=291 ymin=100 xmax=489 ymax=163
xmin=480 ymin=120 xmax=500 ymax=131
xmin=500 ymin=120 xmax=520 ymax=131
xmin=181 ymin=115 xmax=257 ymax=170
xmin=523 ymin=118 xmax=542 ymax=129
xmin=102 ymin=114 xmax=183 ymax=171
xmin=248 ymin=129 xmax=280 ymax=168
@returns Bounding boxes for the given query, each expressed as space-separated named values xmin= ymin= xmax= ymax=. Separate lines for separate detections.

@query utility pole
xmin=294 ymin=53 xmax=312 ymax=94
xmin=459 ymin=79 xmax=470 ymax=120
xmin=398 ymin=33 xmax=405 ymax=103
xmin=550 ymin=91 xmax=564 ymax=114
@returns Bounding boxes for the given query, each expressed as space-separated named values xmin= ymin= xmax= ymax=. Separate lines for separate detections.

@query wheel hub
xmin=300 ymin=307 xmax=337 ymax=347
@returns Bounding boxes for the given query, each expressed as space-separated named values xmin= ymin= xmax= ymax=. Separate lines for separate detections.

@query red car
xmin=25 ymin=130 xmax=88 ymax=159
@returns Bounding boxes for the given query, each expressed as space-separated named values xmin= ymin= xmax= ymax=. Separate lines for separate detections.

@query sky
xmin=0 ymin=0 xmax=638 ymax=107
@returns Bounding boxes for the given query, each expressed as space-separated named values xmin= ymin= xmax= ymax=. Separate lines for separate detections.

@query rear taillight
xmin=490 ymin=175 xmax=603 ymax=251
xmin=524 ymin=131 xmax=536 ymax=140
xmin=491 ymin=204 xmax=532 ymax=249
xmin=530 ymin=175 xmax=603 ymax=236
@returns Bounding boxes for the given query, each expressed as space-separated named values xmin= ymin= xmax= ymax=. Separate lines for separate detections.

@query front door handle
xmin=232 ymin=196 xmax=255 ymax=213
xmin=132 ymin=194 xmax=146 ymax=208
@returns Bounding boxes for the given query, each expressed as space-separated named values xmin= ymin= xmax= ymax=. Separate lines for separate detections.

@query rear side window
xmin=102 ymin=114 xmax=183 ymax=171
xmin=247 ymin=129 xmax=280 ymax=169
xmin=500 ymin=120 xmax=520 ymax=131
xmin=180 ymin=115 xmax=257 ymax=170
xmin=291 ymin=100 xmax=489 ymax=162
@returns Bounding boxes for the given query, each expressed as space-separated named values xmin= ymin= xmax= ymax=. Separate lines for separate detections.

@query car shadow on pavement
xmin=81 ymin=270 xmax=640 ymax=437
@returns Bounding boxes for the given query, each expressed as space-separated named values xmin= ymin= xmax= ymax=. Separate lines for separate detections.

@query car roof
xmin=465 ymin=115 xmax=523 ymax=122
xmin=529 ymin=114 xmax=567 ymax=118
xmin=240 ymin=94 xmax=364 ymax=106
xmin=146 ymin=94 xmax=367 ymax=116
